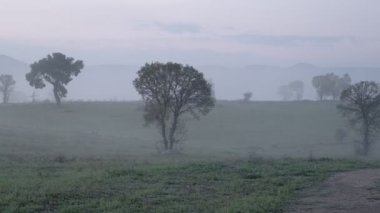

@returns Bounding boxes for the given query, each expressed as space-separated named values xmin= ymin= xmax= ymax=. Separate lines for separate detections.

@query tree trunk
xmin=53 ymin=87 xmax=61 ymax=105
xmin=168 ymin=114 xmax=179 ymax=150
xmin=160 ymin=119 xmax=169 ymax=151
xmin=362 ymin=125 xmax=370 ymax=155
xmin=318 ymin=92 xmax=323 ymax=101
xmin=2 ymin=93 xmax=6 ymax=104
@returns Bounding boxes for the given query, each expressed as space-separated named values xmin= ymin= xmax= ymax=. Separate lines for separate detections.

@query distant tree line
xmin=0 ymin=74 xmax=16 ymax=104
xmin=278 ymin=80 xmax=304 ymax=101
xmin=276 ymin=73 xmax=351 ymax=102
xmin=312 ymin=73 xmax=351 ymax=100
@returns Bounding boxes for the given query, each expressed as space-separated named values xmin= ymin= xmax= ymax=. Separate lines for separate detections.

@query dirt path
xmin=287 ymin=169 xmax=380 ymax=213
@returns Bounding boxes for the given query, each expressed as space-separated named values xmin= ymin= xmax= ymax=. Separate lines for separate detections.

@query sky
xmin=1 ymin=0 xmax=380 ymax=66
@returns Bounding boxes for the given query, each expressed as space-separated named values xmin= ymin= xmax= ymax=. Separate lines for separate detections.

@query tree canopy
xmin=26 ymin=53 xmax=84 ymax=105
xmin=134 ymin=62 xmax=215 ymax=152
xmin=278 ymin=80 xmax=304 ymax=101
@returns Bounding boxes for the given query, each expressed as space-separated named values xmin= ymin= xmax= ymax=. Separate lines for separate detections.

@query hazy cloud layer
xmin=154 ymin=23 xmax=202 ymax=34
xmin=0 ymin=0 xmax=379 ymax=66
xmin=225 ymin=34 xmax=354 ymax=47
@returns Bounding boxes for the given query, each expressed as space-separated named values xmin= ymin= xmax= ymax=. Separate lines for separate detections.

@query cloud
xmin=154 ymin=23 xmax=202 ymax=34
xmin=225 ymin=34 xmax=354 ymax=46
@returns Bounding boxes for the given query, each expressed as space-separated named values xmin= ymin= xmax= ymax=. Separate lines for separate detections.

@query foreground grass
xmin=0 ymin=158 xmax=376 ymax=212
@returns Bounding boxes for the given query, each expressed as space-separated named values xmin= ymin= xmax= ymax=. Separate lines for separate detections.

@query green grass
xmin=0 ymin=158 xmax=375 ymax=212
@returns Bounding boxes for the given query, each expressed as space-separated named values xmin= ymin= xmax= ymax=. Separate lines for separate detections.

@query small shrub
xmin=53 ymin=154 xmax=67 ymax=163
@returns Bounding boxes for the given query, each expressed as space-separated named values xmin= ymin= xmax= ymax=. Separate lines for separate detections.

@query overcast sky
xmin=1 ymin=0 xmax=380 ymax=66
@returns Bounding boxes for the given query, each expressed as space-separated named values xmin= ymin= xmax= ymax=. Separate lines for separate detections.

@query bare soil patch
xmin=288 ymin=169 xmax=380 ymax=213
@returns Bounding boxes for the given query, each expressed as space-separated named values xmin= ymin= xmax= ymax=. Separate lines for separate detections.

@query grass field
xmin=0 ymin=158 xmax=376 ymax=212
xmin=0 ymin=101 xmax=378 ymax=212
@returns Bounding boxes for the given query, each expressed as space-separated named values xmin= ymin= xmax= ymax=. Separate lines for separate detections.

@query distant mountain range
xmin=0 ymin=55 xmax=30 ymax=102
xmin=0 ymin=54 xmax=28 ymax=71
xmin=0 ymin=54 xmax=379 ymax=102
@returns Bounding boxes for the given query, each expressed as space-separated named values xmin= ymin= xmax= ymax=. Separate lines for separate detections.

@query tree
xmin=134 ymin=62 xmax=215 ymax=152
xmin=288 ymin=80 xmax=304 ymax=100
xmin=333 ymin=74 xmax=351 ymax=100
xmin=278 ymin=85 xmax=292 ymax=101
xmin=312 ymin=75 xmax=325 ymax=100
xmin=243 ymin=92 xmax=252 ymax=103
xmin=0 ymin=74 xmax=16 ymax=104
xmin=312 ymin=73 xmax=337 ymax=100
xmin=338 ymin=81 xmax=380 ymax=155
xmin=30 ymin=91 xmax=38 ymax=103
xmin=312 ymin=73 xmax=351 ymax=101
xmin=26 ymin=53 xmax=84 ymax=105
xmin=325 ymin=73 xmax=340 ymax=100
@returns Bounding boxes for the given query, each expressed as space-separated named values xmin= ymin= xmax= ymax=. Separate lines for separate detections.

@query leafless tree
xmin=338 ymin=81 xmax=380 ymax=155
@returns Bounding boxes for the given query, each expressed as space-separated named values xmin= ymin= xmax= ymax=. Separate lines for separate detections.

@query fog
xmin=2 ymin=54 xmax=380 ymax=102
xmin=2 ymin=1 xmax=380 ymax=211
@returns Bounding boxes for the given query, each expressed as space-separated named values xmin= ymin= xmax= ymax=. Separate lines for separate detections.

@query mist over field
xmin=2 ymin=54 xmax=380 ymax=102
xmin=1 ymin=1 xmax=380 ymax=212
